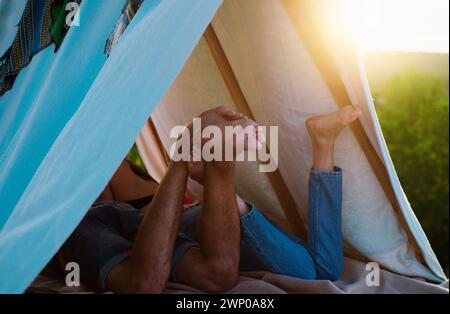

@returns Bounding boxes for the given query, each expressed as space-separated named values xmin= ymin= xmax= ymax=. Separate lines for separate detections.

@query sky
xmin=337 ymin=0 xmax=449 ymax=53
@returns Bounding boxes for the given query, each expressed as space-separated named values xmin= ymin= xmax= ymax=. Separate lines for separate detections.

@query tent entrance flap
xmin=282 ymin=0 xmax=444 ymax=281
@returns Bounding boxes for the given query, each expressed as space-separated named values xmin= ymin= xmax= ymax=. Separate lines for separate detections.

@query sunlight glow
xmin=336 ymin=0 xmax=449 ymax=52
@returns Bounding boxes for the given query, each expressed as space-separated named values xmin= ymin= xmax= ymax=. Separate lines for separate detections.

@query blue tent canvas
xmin=0 ymin=0 xmax=222 ymax=293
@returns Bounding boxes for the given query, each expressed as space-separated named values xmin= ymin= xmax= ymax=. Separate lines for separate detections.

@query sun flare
xmin=336 ymin=0 xmax=449 ymax=53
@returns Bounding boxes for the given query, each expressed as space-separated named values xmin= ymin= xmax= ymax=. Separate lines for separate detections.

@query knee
xmin=202 ymin=258 xmax=239 ymax=293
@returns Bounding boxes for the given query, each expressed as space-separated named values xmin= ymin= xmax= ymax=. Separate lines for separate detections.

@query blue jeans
xmin=61 ymin=169 xmax=343 ymax=290
xmin=179 ymin=167 xmax=344 ymax=281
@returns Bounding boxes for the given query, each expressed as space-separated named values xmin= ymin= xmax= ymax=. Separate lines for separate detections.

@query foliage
xmin=127 ymin=143 xmax=147 ymax=173
xmin=374 ymin=72 xmax=449 ymax=275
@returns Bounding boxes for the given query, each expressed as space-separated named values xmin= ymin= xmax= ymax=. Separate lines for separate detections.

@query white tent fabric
xmin=0 ymin=0 xmax=222 ymax=293
xmin=135 ymin=121 xmax=168 ymax=183
xmin=146 ymin=0 xmax=445 ymax=283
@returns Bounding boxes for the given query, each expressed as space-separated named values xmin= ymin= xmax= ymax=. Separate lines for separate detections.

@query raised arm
xmin=106 ymin=160 xmax=188 ymax=293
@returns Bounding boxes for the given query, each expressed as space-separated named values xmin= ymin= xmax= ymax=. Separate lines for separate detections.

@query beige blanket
xmin=29 ymin=257 xmax=448 ymax=294
xmin=166 ymin=258 xmax=448 ymax=294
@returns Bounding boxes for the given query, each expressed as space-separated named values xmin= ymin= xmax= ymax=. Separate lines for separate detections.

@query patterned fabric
xmin=0 ymin=0 xmax=81 ymax=96
xmin=0 ymin=0 xmax=53 ymax=96
xmin=104 ymin=0 xmax=145 ymax=57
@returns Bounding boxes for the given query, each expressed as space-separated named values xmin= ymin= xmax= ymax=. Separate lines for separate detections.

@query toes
xmin=206 ymin=106 xmax=263 ymax=153
xmin=243 ymin=118 xmax=258 ymax=128
xmin=352 ymin=106 xmax=363 ymax=118
xmin=215 ymin=106 xmax=242 ymax=120
xmin=348 ymin=106 xmax=362 ymax=123
xmin=230 ymin=112 xmax=244 ymax=120
xmin=256 ymin=126 xmax=266 ymax=145
xmin=339 ymin=105 xmax=361 ymax=124
xmin=214 ymin=105 xmax=231 ymax=113
xmin=243 ymin=133 xmax=263 ymax=151
xmin=340 ymin=105 xmax=355 ymax=115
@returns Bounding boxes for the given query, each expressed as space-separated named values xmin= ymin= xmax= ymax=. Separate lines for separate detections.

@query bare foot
xmin=305 ymin=106 xmax=362 ymax=148
xmin=185 ymin=106 xmax=265 ymax=159
xmin=305 ymin=106 xmax=362 ymax=171
xmin=200 ymin=106 xmax=264 ymax=151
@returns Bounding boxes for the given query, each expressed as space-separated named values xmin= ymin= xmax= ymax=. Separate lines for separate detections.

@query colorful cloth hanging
xmin=0 ymin=0 xmax=82 ymax=96
xmin=0 ymin=0 xmax=53 ymax=95
xmin=104 ymin=0 xmax=145 ymax=57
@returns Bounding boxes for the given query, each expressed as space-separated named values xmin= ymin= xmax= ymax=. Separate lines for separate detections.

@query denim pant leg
xmin=240 ymin=207 xmax=317 ymax=279
xmin=178 ymin=206 xmax=202 ymax=240
xmin=307 ymin=167 xmax=343 ymax=280
xmin=240 ymin=168 xmax=343 ymax=280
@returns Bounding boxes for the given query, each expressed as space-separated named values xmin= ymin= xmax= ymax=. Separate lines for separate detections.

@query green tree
xmin=374 ymin=72 xmax=449 ymax=275
xmin=127 ymin=143 xmax=147 ymax=173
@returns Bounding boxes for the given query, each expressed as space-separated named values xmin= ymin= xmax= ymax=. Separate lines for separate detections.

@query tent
xmin=0 ymin=0 xmax=447 ymax=293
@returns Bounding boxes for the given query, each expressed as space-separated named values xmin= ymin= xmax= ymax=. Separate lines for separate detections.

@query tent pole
xmin=204 ymin=24 xmax=308 ymax=240
xmin=282 ymin=0 xmax=425 ymax=264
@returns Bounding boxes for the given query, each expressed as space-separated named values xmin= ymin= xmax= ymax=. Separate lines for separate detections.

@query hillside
xmin=362 ymin=52 xmax=449 ymax=90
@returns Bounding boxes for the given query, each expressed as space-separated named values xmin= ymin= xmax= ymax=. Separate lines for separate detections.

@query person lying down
xmin=57 ymin=105 xmax=362 ymax=293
